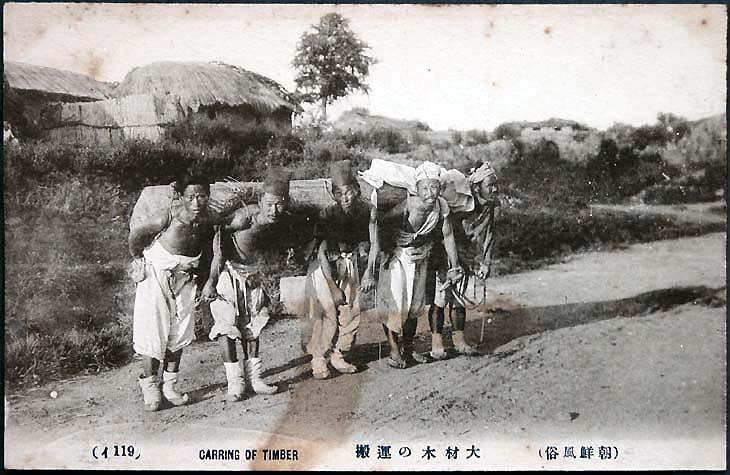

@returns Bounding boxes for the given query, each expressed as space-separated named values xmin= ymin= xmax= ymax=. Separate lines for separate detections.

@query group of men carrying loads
xmin=129 ymin=158 xmax=499 ymax=411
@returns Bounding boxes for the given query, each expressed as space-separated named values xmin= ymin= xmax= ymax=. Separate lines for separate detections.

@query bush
xmin=499 ymin=138 xmax=591 ymax=208
xmin=6 ymin=318 xmax=133 ymax=388
xmin=463 ymin=129 xmax=491 ymax=146
xmin=493 ymin=206 xmax=727 ymax=275
xmin=336 ymin=127 xmax=412 ymax=154
xmin=493 ymin=122 xmax=522 ymax=142
xmin=166 ymin=119 xmax=274 ymax=154
xmin=4 ymin=139 xmax=232 ymax=190
xmin=584 ymin=143 xmax=679 ymax=203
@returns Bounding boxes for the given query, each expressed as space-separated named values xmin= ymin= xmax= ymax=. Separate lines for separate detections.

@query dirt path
xmin=5 ymin=233 xmax=726 ymax=470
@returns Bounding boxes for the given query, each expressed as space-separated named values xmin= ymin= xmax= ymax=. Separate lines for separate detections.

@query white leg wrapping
xmin=224 ymin=362 xmax=245 ymax=402
xmin=138 ymin=375 xmax=161 ymax=412
xmin=330 ymin=350 xmax=357 ymax=374
xmin=311 ymin=356 xmax=331 ymax=380
xmin=244 ymin=358 xmax=277 ymax=395
xmin=430 ymin=332 xmax=448 ymax=360
xmin=453 ymin=331 xmax=478 ymax=356
xmin=162 ymin=371 xmax=190 ymax=406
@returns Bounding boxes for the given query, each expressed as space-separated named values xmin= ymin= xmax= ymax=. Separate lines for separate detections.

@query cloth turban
xmin=468 ymin=161 xmax=497 ymax=185
xmin=415 ymin=161 xmax=447 ymax=183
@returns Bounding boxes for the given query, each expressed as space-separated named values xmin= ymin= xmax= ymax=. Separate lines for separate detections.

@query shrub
xmin=4 ymin=139 xmax=233 ymax=190
xmin=166 ymin=119 xmax=274 ymax=154
xmin=6 ymin=317 xmax=133 ymax=387
xmin=493 ymin=206 xmax=727 ymax=275
xmin=463 ymin=129 xmax=491 ymax=146
xmin=336 ymin=127 xmax=412 ymax=154
xmin=499 ymin=138 xmax=591 ymax=208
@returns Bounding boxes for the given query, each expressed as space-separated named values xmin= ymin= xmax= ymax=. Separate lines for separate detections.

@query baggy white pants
xmin=133 ymin=241 xmax=200 ymax=361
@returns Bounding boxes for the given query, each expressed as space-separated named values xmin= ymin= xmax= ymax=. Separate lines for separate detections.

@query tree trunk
xmin=321 ymin=97 xmax=327 ymax=122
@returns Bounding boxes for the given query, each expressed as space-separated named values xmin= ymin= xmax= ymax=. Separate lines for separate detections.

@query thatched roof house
xmin=45 ymin=61 xmax=301 ymax=145
xmin=4 ymin=61 xmax=113 ymax=101
xmin=113 ymin=61 xmax=300 ymax=115
xmin=3 ymin=61 xmax=114 ymax=137
xmin=43 ymin=94 xmax=183 ymax=145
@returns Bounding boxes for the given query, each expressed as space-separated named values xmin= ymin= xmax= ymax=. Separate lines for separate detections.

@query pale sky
xmin=3 ymin=3 xmax=726 ymax=131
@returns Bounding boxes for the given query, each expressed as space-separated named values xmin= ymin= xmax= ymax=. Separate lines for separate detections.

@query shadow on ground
xmin=263 ymin=285 xmax=725 ymax=381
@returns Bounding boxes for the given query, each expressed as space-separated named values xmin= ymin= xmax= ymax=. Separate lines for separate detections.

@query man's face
xmin=416 ymin=179 xmax=441 ymax=206
xmin=259 ymin=192 xmax=288 ymax=223
xmin=181 ymin=184 xmax=210 ymax=219
xmin=478 ymin=175 xmax=499 ymax=201
xmin=333 ymin=184 xmax=359 ymax=212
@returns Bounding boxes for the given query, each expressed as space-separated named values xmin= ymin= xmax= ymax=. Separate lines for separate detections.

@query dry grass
xmin=113 ymin=61 xmax=298 ymax=114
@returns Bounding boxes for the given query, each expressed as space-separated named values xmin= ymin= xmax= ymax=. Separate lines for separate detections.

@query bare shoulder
xmin=233 ymin=206 xmax=261 ymax=236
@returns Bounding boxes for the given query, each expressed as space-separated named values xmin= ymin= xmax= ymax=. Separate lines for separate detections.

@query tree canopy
xmin=292 ymin=13 xmax=376 ymax=120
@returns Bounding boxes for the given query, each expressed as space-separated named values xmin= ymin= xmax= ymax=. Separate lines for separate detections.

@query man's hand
xmin=359 ymin=272 xmax=376 ymax=293
xmin=201 ymin=280 xmax=219 ymax=303
xmin=331 ymin=285 xmax=347 ymax=307
xmin=128 ymin=258 xmax=146 ymax=283
xmin=475 ymin=263 xmax=491 ymax=281
xmin=446 ymin=265 xmax=464 ymax=283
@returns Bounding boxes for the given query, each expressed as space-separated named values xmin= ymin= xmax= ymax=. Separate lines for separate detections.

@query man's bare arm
xmin=129 ymin=210 xmax=170 ymax=258
xmin=360 ymin=205 xmax=380 ymax=292
xmin=318 ymin=239 xmax=336 ymax=287
xmin=222 ymin=207 xmax=253 ymax=232
xmin=442 ymin=216 xmax=460 ymax=271
xmin=201 ymin=227 xmax=224 ymax=300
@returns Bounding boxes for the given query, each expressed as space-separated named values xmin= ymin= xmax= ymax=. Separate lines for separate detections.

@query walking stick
xmin=480 ymin=313 xmax=486 ymax=344
xmin=479 ymin=278 xmax=488 ymax=343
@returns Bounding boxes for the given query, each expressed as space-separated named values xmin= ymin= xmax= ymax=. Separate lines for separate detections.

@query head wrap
xmin=468 ymin=161 xmax=497 ymax=185
xmin=330 ymin=159 xmax=358 ymax=187
xmin=263 ymin=167 xmax=291 ymax=198
xmin=415 ymin=161 xmax=447 ymax=183
xmin=441 ymin=169 xmax=475 ymax=213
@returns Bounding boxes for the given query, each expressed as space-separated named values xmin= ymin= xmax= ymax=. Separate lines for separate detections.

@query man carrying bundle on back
xmin=376 ymin=161 xmax=464 ymax=369
xmin=208 ymin=168 xmax=312 ymax=401
xmin=304 ymin=160 xmax=379 ymax=379
xmin=426 ymin=161 xmax=499 ymax=359
xmin=129 ymin=174 xmax=234 ymax=412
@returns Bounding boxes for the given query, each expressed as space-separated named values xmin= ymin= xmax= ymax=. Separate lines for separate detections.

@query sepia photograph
xmin=3 ymin=2 xmax=727 ymax=470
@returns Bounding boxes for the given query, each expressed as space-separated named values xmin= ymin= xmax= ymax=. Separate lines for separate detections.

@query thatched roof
xmin=3 ymin=61 xmax=113 ymax=101
xmin=112 ymin=61 xmax=301 ymax=114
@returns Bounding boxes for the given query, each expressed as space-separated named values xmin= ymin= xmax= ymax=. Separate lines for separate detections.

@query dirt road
xmin=5 ymin=233 xmax=726 ymax=470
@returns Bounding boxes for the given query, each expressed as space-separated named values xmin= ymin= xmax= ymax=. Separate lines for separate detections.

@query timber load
xmin=130 ymin=178 xmax=408 ymax=229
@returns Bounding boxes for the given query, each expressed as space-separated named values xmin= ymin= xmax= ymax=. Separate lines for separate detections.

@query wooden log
xmin=130 ymin=178 xmax=409 ymax=229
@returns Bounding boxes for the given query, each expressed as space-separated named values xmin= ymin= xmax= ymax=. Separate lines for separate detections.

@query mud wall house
xmin=45 ymin=61 xmax=301 ymax=145
xmin=42 ymin=94 xmax=183 ymax=145
xmin=2 ymin=61 xmax=113 ymax=138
